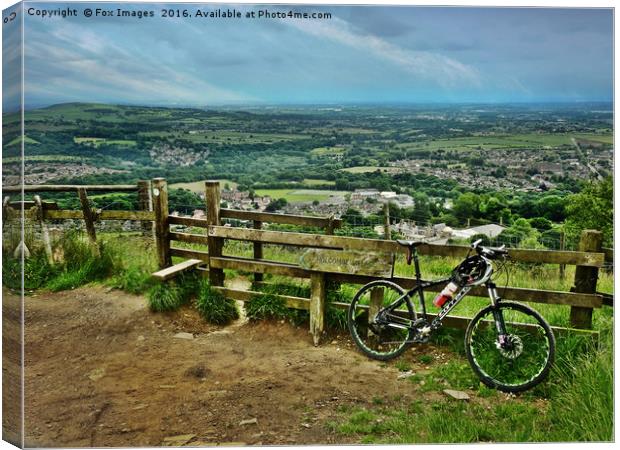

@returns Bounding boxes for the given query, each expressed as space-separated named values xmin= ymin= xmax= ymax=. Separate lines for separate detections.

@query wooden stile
xmin=152 ymin=178 xmax=171 ymax=269
xmin=205 ymin=181 xmax=225 ymax=287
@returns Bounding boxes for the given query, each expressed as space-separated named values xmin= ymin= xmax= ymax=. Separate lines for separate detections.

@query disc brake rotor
xmin=497 ymin=334 xmax=524 ymax=360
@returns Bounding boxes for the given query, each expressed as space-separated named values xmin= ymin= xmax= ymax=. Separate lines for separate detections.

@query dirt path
xmin=8 ymin=284 xmax=445 ymax=447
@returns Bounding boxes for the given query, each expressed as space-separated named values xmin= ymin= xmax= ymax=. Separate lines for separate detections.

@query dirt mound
xmin=8 ymin=285 xmax=432 ymax=446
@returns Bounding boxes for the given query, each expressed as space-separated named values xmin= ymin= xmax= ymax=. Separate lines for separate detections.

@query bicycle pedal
xmin=412 ymin=335 xmax=430 ymax=344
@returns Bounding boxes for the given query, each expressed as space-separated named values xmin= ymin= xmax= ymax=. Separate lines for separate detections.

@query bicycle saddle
xmin=396 ymin=239 xmax=424 ymax=248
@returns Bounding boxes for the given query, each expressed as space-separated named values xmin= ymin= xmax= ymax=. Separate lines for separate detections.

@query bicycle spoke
xmin=348 ymin=281 xmax=416 ymax=360
xmin=466 ymin=303 xmax=554 ymax=392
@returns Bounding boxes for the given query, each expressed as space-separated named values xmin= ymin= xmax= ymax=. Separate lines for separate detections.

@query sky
xmin=2 ymin=2 xmax=614 ymax=110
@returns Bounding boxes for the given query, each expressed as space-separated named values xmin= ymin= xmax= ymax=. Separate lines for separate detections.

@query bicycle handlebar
xmin=470 ymin=239 xmax=508 ymax=260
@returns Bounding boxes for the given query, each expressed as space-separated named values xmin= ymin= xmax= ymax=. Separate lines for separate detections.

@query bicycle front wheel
xmin=465 ymin=301 xmax=555 ymax=393
xmin=348 ymin=280 xmax=416 ymax=361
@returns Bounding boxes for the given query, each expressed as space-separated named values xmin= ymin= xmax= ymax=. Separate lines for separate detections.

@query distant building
xmin=351 ymin=189 xmax=380 ymax=202
xmin=450 ymin=224 xmax=506 ymax=240
xmin=380 ymin=191 xmax=397 ymax=200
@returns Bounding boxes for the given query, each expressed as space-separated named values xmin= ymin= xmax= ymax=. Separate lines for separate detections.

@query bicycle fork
xmin=488 ymin=283 xmax=510 ymax=347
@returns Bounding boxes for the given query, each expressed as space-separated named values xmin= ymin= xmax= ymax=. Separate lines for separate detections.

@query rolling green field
xmin=310 ymin=146 xmax=347 ymax=156
xmin=254 ymin=188 xmax=348 ymax=203
xmin=340 ymin=166 xmax=392 ymax=174
xmin=301 ymin=179 xmax=336 ymax=186
xmin=139 ymin=130 xmax=306 ymax=145
xmin=74 ymin=137 xmax=137 ymax=147
xmin=395 ymin=132 xmax=613 ymax=152
xmin=7 ymin=135 xmax=40 ymax=146
xmin=3 ymin=155 xmax=84 ymax=163
xmin=170 ymin=179 xmax=238 ymax=193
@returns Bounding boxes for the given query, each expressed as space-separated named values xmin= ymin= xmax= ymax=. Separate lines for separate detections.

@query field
xmin=6 ymin=135 xmax=40 ymax=146
xmin=74 ymin=137 xmax=137 ymax=147
xmin=254 ymin=189 xmax=348 ymax=203
xmin=340 ymin=166 xmax=395 ymax=174
xmin=170 ymin=179 xmax=238 ymax=194
xmin=310 ymin=146 xmax=347 ymax=156
xmin=139 ymin=131 xmax=306 ymax=145
xmin=3 ymin=155 xmax=83 ymax=163
xmin=395 ymin=132 xmax=613 ymax=152
xmin=302 ymin=179 xmax=336 ymax=186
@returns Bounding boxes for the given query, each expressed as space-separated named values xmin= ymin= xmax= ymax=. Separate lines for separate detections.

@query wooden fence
xmin=3 ymin=179 xmax=610 ymax=344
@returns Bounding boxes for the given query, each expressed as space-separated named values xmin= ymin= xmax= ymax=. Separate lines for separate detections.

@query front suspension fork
xmin=488 ymin=283 xmax=508 ymax=344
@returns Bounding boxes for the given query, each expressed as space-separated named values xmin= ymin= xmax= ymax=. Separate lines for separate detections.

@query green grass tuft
xmin=196 ymin=280 xmax=239 ymax=325
xmin=147 ymin=282 xmax=183 ymax=312
xmin=245 ymin=292 xmax=290 ymax=321
xmin=109 ymin=265 xmax=155 ymax=294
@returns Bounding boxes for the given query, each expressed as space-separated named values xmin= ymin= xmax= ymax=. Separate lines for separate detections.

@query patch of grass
xmin=394 ymin=360 xmax=412 ymax=372
xmin=431 ymin=327 xmax=466 ymax=355
xmin=331 ymin=400 xmax=549 ymax=443
xmin=431 ymin=360 xmax=478 ymax=390
xmin=177 ymin=271 xmax=202 ymax=302
xmin=477 ymin=383 xmax=497 ymax=398
xmin=2 ymin=250 xmax=56 ymax=290
xmin=418 ymin=354 xmax=434 ymax=364
xmin=46 ymin=233 xmax=117 ymax=291
xmin=543 ymin=316 xmax=613 ymax=441
xmin=147 ymin=282 xmax=183 ymax=312
xmin=254 ymin=188 xmax=347 ymax=204
xmin=196 ymin=280 xmax=239 ymax=325
xmin=372 ymin=396 xmax=384 ymax=405
xmin=247 ymin=282 xmax=311 ymax=325
xmin=109 ymin=265 xmax=155 ymax=294
xmin=245 ymin=291 xmax=290 ymax=321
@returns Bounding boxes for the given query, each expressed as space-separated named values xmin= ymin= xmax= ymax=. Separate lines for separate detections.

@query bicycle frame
xmin=383 ymin=251 xmax=507 ymax=336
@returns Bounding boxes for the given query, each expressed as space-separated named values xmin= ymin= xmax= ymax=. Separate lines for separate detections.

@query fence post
xmin=152 ymin=178 xmax=171 ymax=269
xmin=205 ymin=181 xmax=225 ymax=287
xmin=570 ymin=229 xmax=602 ymax=329
xmin=253 ymin=220 xmax=263 ymax=283
xmin=137 ymin=180 xmax=153 ymax=237
xmin=324 ymin=215 xmax=340 ymax=292
xmin=33 ymin=195 xmax=54 ymax=265
xmin=559 ymin=230 xmax=566 ymax=280
xmin=383 ymin=202 xmax=390 ymax=240
xmin=310 ymin=272 xmax=326 ymax=346
xmin=77 ymin=188 xmax=100 ymax=256
xmin=325 ymin=215 xmax=336 ymax=236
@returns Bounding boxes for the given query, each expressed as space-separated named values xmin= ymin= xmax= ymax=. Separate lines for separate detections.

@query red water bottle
xmin=433 ymin=282 xmax=458 ymax=308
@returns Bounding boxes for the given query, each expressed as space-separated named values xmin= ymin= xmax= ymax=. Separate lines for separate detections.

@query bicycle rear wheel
xmin=348 ymin=280 xmax=416 ymax=361
xmin=465 ymin=301 xmax=555 ymax=393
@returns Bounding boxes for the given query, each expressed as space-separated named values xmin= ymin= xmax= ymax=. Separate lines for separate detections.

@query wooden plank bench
xmin=152 ymin=259 xmax=204 ymax=281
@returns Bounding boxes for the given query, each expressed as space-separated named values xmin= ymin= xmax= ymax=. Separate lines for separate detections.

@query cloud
xmin=24 ymin=20 xmax=258 ymax=105
xmin=285 ymin=16 xmax=481 ymax=89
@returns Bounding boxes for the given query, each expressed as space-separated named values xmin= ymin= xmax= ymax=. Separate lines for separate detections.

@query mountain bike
xmin=347 ymin=239 xmax=555 ymax=393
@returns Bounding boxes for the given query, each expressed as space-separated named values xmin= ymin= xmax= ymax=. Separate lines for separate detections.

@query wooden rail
xmin=43 ymin=210 xmax=155 ymax=221
xmin=3 ymin=184 xmax=138 ymax=193
xmin=221 ymin=208 xmax=342 ymax=229
xmin=207 ymin=226 xmax=605 ymax=268
xmin=169 ymin=211 xmax=342 ymax=230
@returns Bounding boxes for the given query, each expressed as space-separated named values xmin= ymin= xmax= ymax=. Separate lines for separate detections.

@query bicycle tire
xmin=348 ymin=280 xmax=416 ymax=361
xmin=465 ymin=301 xmax=555 ymax=393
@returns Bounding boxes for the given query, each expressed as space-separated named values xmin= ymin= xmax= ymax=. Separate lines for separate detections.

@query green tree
xmin=265 ymin=198 xmax=288 ymax=212
xmin=565 ymin=177 xmax=612 ymax=247
xmin=452 ymin=192 xmax=481 ymax=224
